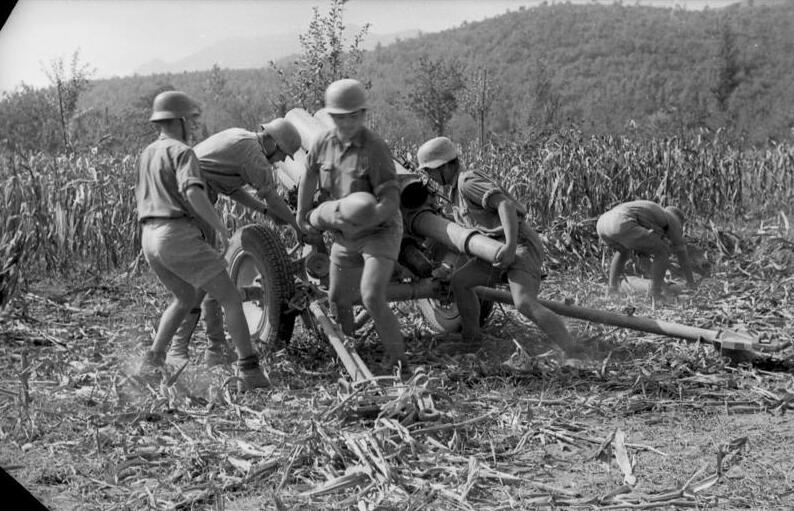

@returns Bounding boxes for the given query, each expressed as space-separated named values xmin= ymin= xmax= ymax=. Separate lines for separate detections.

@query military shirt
xmin=305 ymin=126 xmax=401 ymax=235
xmin=611 ymin=200 xmax=685 ymax=249
xmin=136 ymin=134 xmax=205 ymax=221
xmin=306 ymin=127 xmax=399 ymax=201
xmin=452 ymin=168 xmax=529 ymax=239
xmin=194 ymin=128 xmax=275 ymax=202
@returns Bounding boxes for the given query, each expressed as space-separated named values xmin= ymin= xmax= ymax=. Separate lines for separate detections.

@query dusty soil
xmin=1 ymin=253 xmax=793 ymax=510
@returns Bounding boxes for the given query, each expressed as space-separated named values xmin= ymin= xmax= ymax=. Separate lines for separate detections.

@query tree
xmin=528 ymin=57 xmax=561 ymax=134
xmin=459 ymin=67 xmax=499 ymax=150
xmin=0 ymin=85 xmax=59 ymax=153
xmin=43 ymin=49 xmax=95 ymax=152
xmin=406 ymin=55 xmax=465 ymax=136
xmin=270 ymin=0 xmax=370 ymax=114
xmin=711 ymin=23 xmax=742 ymax=114
xmin=205 ymin=64 xmax=228 ymax=103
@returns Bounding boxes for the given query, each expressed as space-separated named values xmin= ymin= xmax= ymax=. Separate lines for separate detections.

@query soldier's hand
xmin=493 ymin=244 xmax=516 ymax=269
xmin=297 ymin=212 xmax=322 ymax=236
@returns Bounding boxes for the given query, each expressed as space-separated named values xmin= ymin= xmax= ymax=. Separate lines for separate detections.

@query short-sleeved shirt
xmin=452 ymin=168 xmax=530 ymax=239
xmin=305 ymin=127 xmax=401 ymax=238
xmin=136 ymin=134 xmax=205 ymax=221
xmin=194 ymin=128 xmax=276 ymax=203
xmin=603 ymin=200 xmax=685 ymax=249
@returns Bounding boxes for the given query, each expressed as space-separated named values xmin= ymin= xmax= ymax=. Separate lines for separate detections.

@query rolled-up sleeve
xmin=461 ymin=173 xmax=502 ymax=211
xmin=176 ymin=148 xmax=205 ymax=196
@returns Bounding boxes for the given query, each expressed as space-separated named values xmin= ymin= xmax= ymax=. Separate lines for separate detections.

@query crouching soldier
xmin=596 ymin=200 xmax=696 ymax=300
xmin=417 ymin=136 xmax=586 ymax=362
xmin=167 ymin=118 xmax=307 ymax=368
xmin=135 ymin=90 xmax=269 ymax=391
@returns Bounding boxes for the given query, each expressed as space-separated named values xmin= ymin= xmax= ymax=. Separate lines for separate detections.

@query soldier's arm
xmin=371 ymin=186 xmax=400 ymax=225
xmin=186 ymin=185 xmax=230 ymax=246
xmin=493 ymin=196 xmax=518 ymax=269
xmin=256 ymin=188 xmax=301 ymax=231
xmin=667 ymin=220 xmax=695 ymax=286
xmin=297 ymin=151 xmax=321 ymax=235
xmin=229 ymin=188 xmax=269 ymax=216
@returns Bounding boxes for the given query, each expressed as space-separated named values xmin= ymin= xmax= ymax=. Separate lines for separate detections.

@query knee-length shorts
xmin=141 ymin=218 xmax=226 ymax=290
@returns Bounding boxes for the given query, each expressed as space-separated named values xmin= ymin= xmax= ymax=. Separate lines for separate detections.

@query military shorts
xmin=596 ymin=210 xmax=670 ymax=255
xmin=461 ymin=224 xmax=544 ymax=285
xmin=330 ymin=221 xmax=403 ymax=268
xmin=141 ymin=218 xmax=226 ymax=290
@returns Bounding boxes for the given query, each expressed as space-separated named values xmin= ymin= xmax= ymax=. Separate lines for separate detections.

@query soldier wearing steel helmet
xmin=296 ymin=78 xmax=407 ymax=373
xmin=596 ymin=200 xmax=695 ymax=300
xmin=135 ymin=90 xmax=270 ymax=391
xmin=417 ymin=136 xmax=587 ymax=364
xmin=165 ymin=118 xmax=311 ymax=368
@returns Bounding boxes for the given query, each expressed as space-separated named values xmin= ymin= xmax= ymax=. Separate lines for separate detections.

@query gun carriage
xmin=223 ymin=108 xmax=782 ymax=419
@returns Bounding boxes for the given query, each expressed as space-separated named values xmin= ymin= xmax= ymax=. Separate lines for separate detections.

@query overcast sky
xmin=0 ymin=0 xmax=739 ymax=93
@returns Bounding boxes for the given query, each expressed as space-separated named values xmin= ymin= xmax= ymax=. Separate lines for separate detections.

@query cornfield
xmin=2 ymin=131 xmax=793 ymax=309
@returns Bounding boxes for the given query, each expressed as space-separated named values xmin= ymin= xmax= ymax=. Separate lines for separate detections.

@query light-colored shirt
xmin=452 ymin=168 xmax=528 ymax=239
xmin=305 ymin=127 xmax=401 ymax=236
xmin=136 ymin=134 xmax=204 ymax=221
xmin=194 ymin=128 xmax=275 ymax=202
xmin=610 ymin=200 xmax=685 ymax=248
xmin=306 ymin=127 xmax=399 ymax=201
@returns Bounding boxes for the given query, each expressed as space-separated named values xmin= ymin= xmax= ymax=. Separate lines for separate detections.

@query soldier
xmin=417 ymin=136 xmax=585 ymax=362
xmin=134 ymin=90 xmax=269 ymax=391
xmin=166 ymin=118 xmax=306 ymax=368
xmin=596 ymin=200 xmax=695 ymax=300
xmin=296 ymin=79 xmax=407 ymax=372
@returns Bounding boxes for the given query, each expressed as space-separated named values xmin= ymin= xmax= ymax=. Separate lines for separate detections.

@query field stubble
xmin=2 ymin=220 xmax=794 ymax=510
xmin=2 ymin=139 xmax=794 ymax=509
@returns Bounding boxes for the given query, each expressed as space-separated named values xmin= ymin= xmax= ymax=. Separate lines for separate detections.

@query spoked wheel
xmin=226 ymin=224 xmax=297 ymax=348
xmin=417 ymin=297 xmax=494 ymax=333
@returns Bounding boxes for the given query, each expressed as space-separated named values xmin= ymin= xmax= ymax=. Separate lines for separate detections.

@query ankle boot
xmin=202 ymin=298 xmax=231 ymax=368
xmin=235 ymin=355 xmax=271 ymax=392
xmin=204 ymin=342 xmax=234 ymax=368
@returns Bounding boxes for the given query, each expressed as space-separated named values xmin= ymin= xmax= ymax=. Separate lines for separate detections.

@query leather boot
xmin=235 ymin=355 xmax=271 ymax=392
xmin=167 ymin=306 xmax=200 ymax=365
xmin=201 ymin=295 xmax=233 ymax=368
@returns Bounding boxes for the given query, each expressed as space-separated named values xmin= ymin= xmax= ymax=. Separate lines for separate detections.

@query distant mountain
xmin=134 ymin=26 xmax=420 ymax=75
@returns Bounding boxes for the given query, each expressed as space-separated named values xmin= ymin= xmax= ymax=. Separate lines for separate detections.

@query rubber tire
xmin=225 ymin=224 xmax=296 ymax=347
xmin=417 ymin=297 xmax=494 ymax=333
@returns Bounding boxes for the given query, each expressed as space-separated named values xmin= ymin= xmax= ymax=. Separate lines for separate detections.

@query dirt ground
xmin=1 ymin=261 xmax=793 ymax=510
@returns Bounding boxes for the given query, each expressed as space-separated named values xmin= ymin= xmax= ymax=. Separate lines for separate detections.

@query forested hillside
xmin=361 ymin=1 xmax=794 ymax=145
xmin=3 ymin=1 xmax=793 ymax=153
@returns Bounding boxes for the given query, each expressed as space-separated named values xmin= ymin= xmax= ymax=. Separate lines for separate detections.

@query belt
xmin=140 ymin=216 xmax=189 ymax=225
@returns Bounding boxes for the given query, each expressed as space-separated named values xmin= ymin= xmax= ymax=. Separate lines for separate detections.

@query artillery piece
xmin=224 ymin=108 xmax=783 ymax=399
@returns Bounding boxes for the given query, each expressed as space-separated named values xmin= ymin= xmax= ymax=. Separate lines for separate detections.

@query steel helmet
xmin=260 ymin=118 xmax=302 ymax=156
xmin=324 ymin=79 xmax=367 ymax=114
xmin=149 ymin=91 xmax=199 ymax=122
xmin=417 ymin=137 xmax=458 ymax=170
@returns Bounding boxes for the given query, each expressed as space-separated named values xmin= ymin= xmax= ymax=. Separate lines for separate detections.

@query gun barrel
xmin=474 ymin=286 xmax=763 ymax=352
xmin=285 ymin=108 xmax=328 ymax=149
xmin=404 ymin=209 xmax=502 ymax=264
